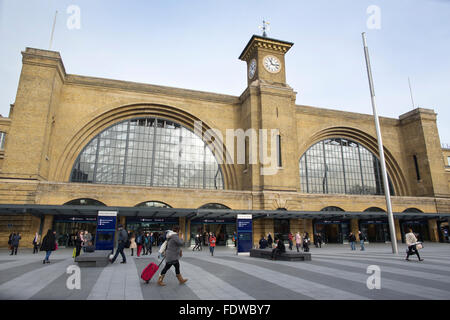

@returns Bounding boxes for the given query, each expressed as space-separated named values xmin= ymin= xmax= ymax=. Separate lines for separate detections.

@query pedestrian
xmin=8 ymin=232 xmax=14 ymax=250
xmin=129 ymin=233 xmax=136 ymax=256
xmin=10 ymin=232 xmax=21 ymax=255
xmin=349 ymin=232 xmax=356 ymax=251
xmin=288 ymin=232 xmax=293 ymax=250
xmin=317 ymin=233 xmax=322 ymax=248
xmin=405 ymin=228 xmax=424 ymax=261
xmin=40 ymin=229 xmax=56 ymax=264
xmin=358 ymin=230 xmax=366 ymax=251
xmin=110 ymin=224 xmax=128 ymax=264
xmin=314 ymin=233 xmax=318 ymax=248
xmin=271 ymin=237 xmax=286 ymax=260
xmin=203 ymin=231 xmax=208 ymax=246
xmin=75 ymin=231 xmax=83 ymax=257
xmin=232 ymin=232 xmax=237 ymax=247
xmin=267 ymin=233 xmax=273 ymax=248
xmin=193 ymin=234 xmax=201 ymax=251
xmin=143 ymin=232 xmax=150 ymax=255
xmin=136 ymin=231 xmax=144 ymax=257
xmin=209 ymin=232 xmax=216 ymax=256
xmin=295 ymin=232 xmax=302 ymax=252
xmin=157 ymin=226 xmax=188 ymax=286
xmin=259 ymin=235 xmax=268 ymax=249
xmin=32 ymin=232 xmax=40 ymax=254
xmin=303 ymin=232 xmax=310 ymax=252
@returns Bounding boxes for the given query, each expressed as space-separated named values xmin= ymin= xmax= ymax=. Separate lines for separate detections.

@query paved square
xmin=1 ymin=243 xmax=449 ymax=300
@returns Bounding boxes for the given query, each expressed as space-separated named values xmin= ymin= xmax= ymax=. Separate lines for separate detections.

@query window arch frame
xmin=299 ymin=137 xmax=395 ymax=196
xmin=69 ymin=116 xmax=224 ymax=190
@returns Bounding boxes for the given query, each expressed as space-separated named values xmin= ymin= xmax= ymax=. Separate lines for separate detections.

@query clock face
xmin=248 ymin=59 xmax=257 ymax=79
xmin=263 ymin=55 xmax=281 ymax=73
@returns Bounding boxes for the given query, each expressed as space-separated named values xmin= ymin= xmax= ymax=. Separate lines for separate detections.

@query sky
xmin=0 ymin=0 xmax=449 ymax=145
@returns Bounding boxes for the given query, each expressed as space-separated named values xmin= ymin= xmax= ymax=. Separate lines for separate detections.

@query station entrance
xmin=190 ymin=218 xmax=236 ymax=246
xmin=314 ymin=219 xmax=350 ymax=244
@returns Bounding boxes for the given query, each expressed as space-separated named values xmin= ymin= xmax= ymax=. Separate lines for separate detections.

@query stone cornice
xmin=239 ymin=35 xmax=294 ymax=61
xmin=22 ymin=48 xmax=67 ymax=82
xmin=65 ymin=74 xmax=241 ymax=105
xmin=295 ymin=104 xmax=399 ymax=125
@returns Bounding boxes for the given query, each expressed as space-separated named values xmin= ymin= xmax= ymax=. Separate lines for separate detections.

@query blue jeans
xmin=45 ymin=250 xmax=52 ymax=261
xmin=360 ymin=240 xmax=365 ymax=251
xmin=209 ymin=246 xmax=215 ymax=256
xmin=350 ymin=242 xmax=356 ymax=250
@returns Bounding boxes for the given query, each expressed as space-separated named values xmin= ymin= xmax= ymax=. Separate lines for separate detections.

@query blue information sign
xmin=95 ymin=211 xmax=117 ymax=252
xmin=237 ymin=214 xmax=252 ymax=255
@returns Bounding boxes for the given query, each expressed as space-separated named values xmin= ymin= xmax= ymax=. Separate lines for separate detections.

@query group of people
xmin=192 ymin=232 xmax=217 ymax=256
xmin=127 ymin=231 xmax=155 ymax=257
xmin=259 ymin=232 xmax=312 ymax=256
xmin=109 ymin=224 xmax=188 ymax=286
xmin=8 ymin=232 xmax=21 ymax=255
xmin=348 ymin=231 xmax=367 ymax=251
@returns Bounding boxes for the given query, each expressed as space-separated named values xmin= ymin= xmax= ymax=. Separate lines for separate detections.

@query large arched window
xmin=198 ymin=203 xmax=230 ymax=209
xmin=299 ymin=138 xmax=394 ymax=195
xmin=70 ymin=117 xmax=224 ymax=189
xmin=64 ymin=198 xmax=106 ymax=206
xmin=135 ymin=201 xmax=172 ymax=208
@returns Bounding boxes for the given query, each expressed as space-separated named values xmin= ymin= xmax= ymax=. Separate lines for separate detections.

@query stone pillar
xmin=252 ymin=219 xmax=264 ymax=247
xmin=178 ymin=217 xmax=186 ymax=246
xmin=395 ymin=219 xmax=402 ymax=243
xmin=42 ymin=215 xmax=54 ymax=234
xmin=186 ymin=219 xmax=191 ymax=245
xmin=350 ymin=219 xmax=359 ymax=237
xmin=427 ymin=219 xmax=439 ymax=242
xmin=304 ymin=219 xmax=313 ymax=240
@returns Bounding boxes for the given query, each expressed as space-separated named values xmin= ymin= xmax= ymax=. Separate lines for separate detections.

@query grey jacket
xmin=165 ymin=234 xmax=184 ymax=262
xmin=118 ymin=229 xmax=128 ymax=243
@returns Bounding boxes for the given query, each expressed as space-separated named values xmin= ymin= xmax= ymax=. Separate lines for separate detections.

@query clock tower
xmin=238 ymin=33 xmax=299 ymax=194
xmin=239 ymin=35 xmax=293 ymax=86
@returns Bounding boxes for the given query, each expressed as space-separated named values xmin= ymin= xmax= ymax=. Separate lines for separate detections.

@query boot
xmin=157 ymin=274 xmax=166 ymax=286
xmin=176 ymin=274 xmax=188 ymax=284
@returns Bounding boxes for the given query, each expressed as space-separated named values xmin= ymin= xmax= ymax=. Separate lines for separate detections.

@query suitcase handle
xmin=158 ymin=257 xmax=166 ymax=268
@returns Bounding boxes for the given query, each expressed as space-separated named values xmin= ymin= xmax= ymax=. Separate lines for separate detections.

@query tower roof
xmin=239 ymin=35 xmax=294 ymax=61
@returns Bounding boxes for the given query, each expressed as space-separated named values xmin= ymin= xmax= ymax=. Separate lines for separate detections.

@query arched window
xmin=135 ymin=201 xmax=172 ymax=208
xmin=64 ymin=198 xmax=106 ymax=206
xmin=403 ymin=208 xmax=423 ymax=213
xmin=198 ymin=203 xmax=230 ymax=209
xmin=320 ymin=206 xmax=345 ymax=212
xmin=364 ymin=207 xmax=385 ymax=212
xmin=299 ymin=138 xmax=394 ymax=195
xmin=70 ymin=117 xmax=224 ymax=189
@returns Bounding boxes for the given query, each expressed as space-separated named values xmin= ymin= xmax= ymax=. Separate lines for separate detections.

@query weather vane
xmin=259 ymin=19 xmax=270 ymax=37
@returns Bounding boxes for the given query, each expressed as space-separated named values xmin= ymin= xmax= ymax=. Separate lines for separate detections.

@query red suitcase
xmin=141 ymin=258 xmax=165 ymax=283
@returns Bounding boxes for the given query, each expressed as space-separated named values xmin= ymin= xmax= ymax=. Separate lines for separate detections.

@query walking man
xmin=10 ymin=232 xmax=21 ymax=255
xmin=110 ymin=224 xmax=128 ymax=264
xmin=358 ymin=230 xmax=366 ymax=251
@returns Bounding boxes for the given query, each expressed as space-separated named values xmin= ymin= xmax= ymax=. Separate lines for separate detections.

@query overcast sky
xmin=1 ymin=0 xmax=449 ymax=145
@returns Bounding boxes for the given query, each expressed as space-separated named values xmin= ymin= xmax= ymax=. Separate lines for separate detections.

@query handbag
xmin=72 ymin=247 xmax=76 ymax=258
xmin=55 ymin=242 xmax=58 ymax=250
xmin=179 ymin=249 xmax=183 ymax=257
xmin=416 ymin=243 xmax=423 ymax=250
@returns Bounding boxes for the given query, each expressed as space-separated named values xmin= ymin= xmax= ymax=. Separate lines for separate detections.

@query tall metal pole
xmin=49 ymin=10 xmax=58 ymax=50
xmin=362 ymin=32 xmax=398 ymax=254
xmin=408 ymin=77 xmax=415 ymax=108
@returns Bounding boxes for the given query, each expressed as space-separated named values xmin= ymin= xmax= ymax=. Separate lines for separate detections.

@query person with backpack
xmin=40 ymin=229 xmax=56 ymax=264
xmin=136 ymin=231 xmax=144 ymax=257
xmin=358 ymin=230 xmax=366 ymax=251
xmin=259 ymin=235 xmax=268 ymax=249
xmin=157 ymin=226 xmax=188 ymax=286
xmin=271 ymin=237 xmax=286 ymax=260
xmin=110 ymin=224 xmax=128 ymax=264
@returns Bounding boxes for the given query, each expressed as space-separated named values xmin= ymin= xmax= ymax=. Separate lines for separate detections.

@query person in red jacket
xmin=288 ymin=232 xmax=293 ymax=250
xmin=209 ymin=232 xmax=216 ymax=256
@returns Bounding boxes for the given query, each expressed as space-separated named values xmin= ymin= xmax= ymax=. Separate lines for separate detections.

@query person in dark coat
xmin=40 ymin=229 xmax=56 ymax=264
xmin=110 ymin=224 xmax=128 ymax=264
xmin=75 ymin=231 xmax=83 ymax=257
xmin=303 ymin=232 xmax=310 ymax=252
xmin=10 ymin=233 xmax=21 ymax=255
xmin=158 ymin=226 xmax=188 ymax=286
xmin=271 ymin=238 xmax=286 ymax=260
xmin=316 ymin=233 xmax=322 ymax=248
xmin=259 ymin=236 xmax=268 ymax=249
xmin=32 ymin=232 xmax=40 ymax=254
xmin=349 ymin=232 xmax=357 ymax=251
xmin=267 ymin=233 xmax=273 ymax=248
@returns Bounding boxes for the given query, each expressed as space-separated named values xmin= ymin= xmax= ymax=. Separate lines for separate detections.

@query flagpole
xmin=361 ymin=32 xmax=398 ymax=254
xmin=49 ymin=10 xmax=58 ymax=50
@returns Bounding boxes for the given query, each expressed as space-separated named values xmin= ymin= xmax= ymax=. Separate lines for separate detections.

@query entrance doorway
xmin=190 ymin=219 xmax=236 ymax=246
xmin=401 ymin=221 xmax=430 ymax=242
xmin=359 ymin=220 xmax=390 ymax=242
xmin=314 ymin=221 xmax=349 ymax=244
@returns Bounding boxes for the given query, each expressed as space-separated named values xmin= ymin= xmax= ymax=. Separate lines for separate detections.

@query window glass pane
xmin=70 ymin=118 xmax=224 ymax=189
xmin=299 ymin=138 xmax=394 ymax=196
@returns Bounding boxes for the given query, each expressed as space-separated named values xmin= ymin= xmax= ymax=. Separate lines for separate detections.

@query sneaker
xmin=120 ymin=261 xmax=126 ymax=264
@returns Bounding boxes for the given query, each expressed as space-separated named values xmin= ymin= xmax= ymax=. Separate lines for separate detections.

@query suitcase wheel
xmin=146 ymin=280 xmax=149 ymax=284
